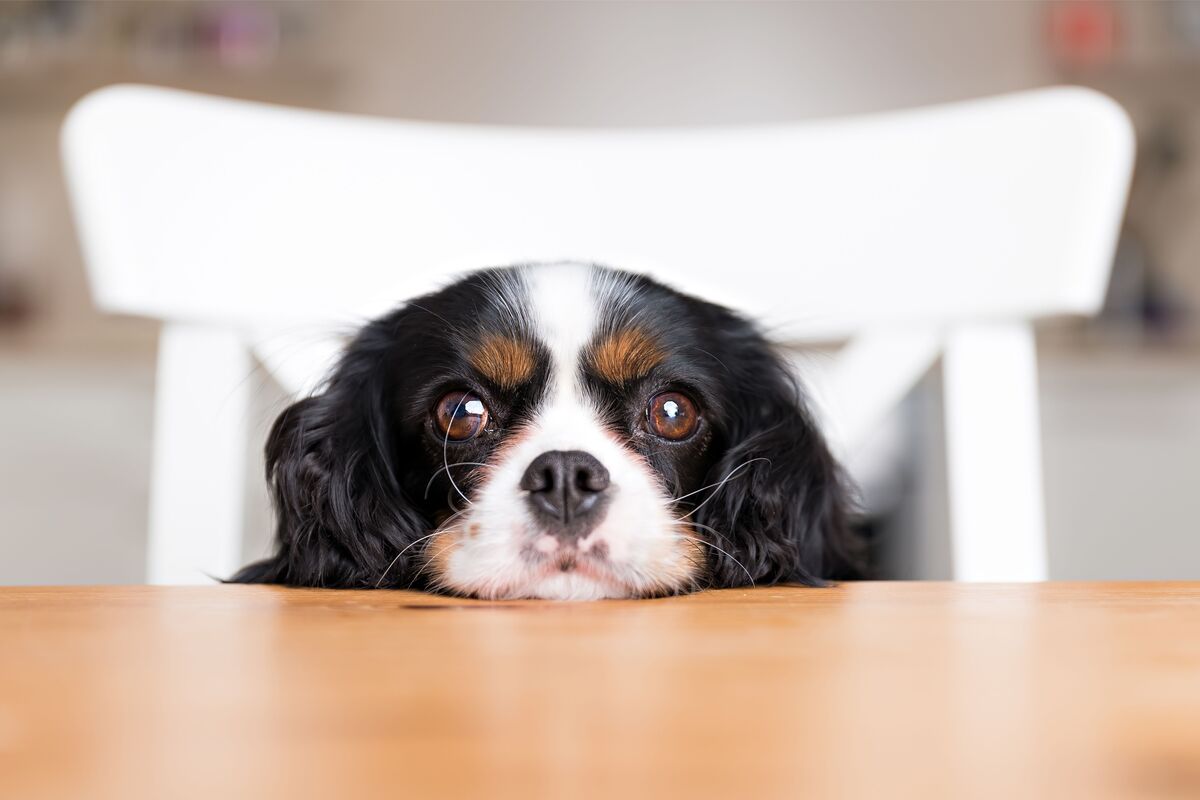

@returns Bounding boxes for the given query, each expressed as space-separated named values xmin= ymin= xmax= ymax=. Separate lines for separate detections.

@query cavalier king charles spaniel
xmin=233 ymin=262 xmax=856 ymax=599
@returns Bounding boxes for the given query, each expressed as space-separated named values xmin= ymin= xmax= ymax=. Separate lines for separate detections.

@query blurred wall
xmin=325 ymin=1 xmax=1050 ymax=125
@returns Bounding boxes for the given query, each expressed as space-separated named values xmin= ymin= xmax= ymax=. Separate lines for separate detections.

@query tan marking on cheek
xmin=424 ymin=528 xmax=465 ymax=591
xmin=672 ymin=526 xmax=707 ymax=592
xmin=589 ymin=327 xmax=664 ymax=384
xmin=471 ymin=335 xmax=536 ymax=388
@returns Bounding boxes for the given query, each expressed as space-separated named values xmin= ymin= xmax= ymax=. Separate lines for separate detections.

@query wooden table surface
xmin=1 ymin=583 xmax=1198 ymax=799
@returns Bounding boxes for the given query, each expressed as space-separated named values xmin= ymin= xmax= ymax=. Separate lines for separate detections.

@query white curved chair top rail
xmin=63 ymin=84 xmax=1133 ymax=342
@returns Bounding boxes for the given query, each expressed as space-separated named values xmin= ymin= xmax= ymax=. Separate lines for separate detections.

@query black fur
xmin=584 ymin=272 xmax=859 ymax=586
xmin=232 ymin=265 xmax=858 ymax=593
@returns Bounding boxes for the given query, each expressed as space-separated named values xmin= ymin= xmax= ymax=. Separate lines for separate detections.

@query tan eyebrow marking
xmin=588 ymin=327 xmax=664 ymax=384
xmin=471 ymin=335 xmax=537 ymax=388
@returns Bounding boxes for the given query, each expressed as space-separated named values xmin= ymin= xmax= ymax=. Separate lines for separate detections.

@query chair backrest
xmin=61 ymin=84 xmax=1134 ymax=586
xmin=64 ymin=84 xmax=1133 ymax=345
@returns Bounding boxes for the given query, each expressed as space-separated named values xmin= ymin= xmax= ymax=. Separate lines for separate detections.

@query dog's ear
xmin=694 ymin=334 xmax=859 ymax=587
xmin=230 ymin=321 xmax=428 ymax=588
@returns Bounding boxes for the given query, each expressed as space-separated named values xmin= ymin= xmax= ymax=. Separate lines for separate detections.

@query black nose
xmin=520 ymin=450 xmax=610 ymax=535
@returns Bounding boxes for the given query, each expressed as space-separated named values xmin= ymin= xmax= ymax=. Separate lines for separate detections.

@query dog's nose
xmin=520 ymin=450 xmax=610 ymax=536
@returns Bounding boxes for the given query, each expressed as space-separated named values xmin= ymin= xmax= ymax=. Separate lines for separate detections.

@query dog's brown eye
xmin=434 ymin=391 xmax=489 ymax=441
xmin=647 ymin=392 xmax=699 ymax=441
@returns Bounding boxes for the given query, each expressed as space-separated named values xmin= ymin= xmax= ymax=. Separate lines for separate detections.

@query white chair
xmin=61 ymin=84 xmax=1134 ymax=585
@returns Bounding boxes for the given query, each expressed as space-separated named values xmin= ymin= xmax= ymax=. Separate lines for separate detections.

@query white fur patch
xmin=432 ymin=263 xmax=695 ymax=600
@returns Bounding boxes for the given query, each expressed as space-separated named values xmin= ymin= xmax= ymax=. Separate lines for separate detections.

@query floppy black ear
xmin=693 ymin=334 xmax=860 ymax=587
xmin=230 ymin=321 xmax=428 ymax=588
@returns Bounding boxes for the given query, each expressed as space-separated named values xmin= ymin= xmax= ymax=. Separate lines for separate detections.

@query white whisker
xmin=424 ymin=461 xmax=492 ymax=500
xmin=681 ymin=519 xmax=734 ymax=548
xmin=442 ymin=395 xmax=473 ymax=507
xmin=409 ymin=537 xmax=462 ymax=590
xmin=375 ymin=529 xmax=452 ymax=588
xmin=675 ymin=457 xmax=771 ymax=518
xmin=668 ymin=528 xmax=756 ymax=587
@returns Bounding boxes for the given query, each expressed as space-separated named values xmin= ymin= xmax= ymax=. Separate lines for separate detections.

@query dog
xmin=232 ymin=262 xmax=856 ymax=599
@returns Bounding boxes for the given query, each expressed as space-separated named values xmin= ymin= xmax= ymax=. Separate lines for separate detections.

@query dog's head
xmin=234 ymin=263 xmax=854 ymax=599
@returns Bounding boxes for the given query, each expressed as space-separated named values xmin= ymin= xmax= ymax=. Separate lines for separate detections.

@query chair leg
xmin=146 ymin=323 xmax=251 ymax=584
xmin=943 ymin=322 xmax=1048 ymax=581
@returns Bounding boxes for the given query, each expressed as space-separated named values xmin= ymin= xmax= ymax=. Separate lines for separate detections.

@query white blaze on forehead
xmin=526 ymin=262 xmax=597 ymax=404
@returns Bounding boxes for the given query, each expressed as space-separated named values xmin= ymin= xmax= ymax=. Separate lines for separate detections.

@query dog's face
xmin=235 ymin=263 xmax=852 ymax=599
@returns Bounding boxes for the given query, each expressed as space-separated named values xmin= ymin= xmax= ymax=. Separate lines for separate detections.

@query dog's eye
xmin=647 ymin=391 xmax=699 ymax=441
xmin=434 ymin=391 xmax=490 ymax=441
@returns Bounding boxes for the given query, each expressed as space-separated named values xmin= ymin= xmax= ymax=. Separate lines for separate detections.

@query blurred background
xmin=1 ymin=0 xmax=1197 ymax=584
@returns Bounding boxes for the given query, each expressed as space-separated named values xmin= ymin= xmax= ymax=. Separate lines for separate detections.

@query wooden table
xmin=1 ymin=583 xmax=1198 ymax=799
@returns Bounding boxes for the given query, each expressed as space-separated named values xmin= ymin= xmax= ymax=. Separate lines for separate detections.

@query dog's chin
xmin=424 ymin=527 xmax=701 ymax=601
xmin=430 ymin=548 xmax=634 ymax=601
xmin=524 ymin=571 xmax=629 ymax=601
